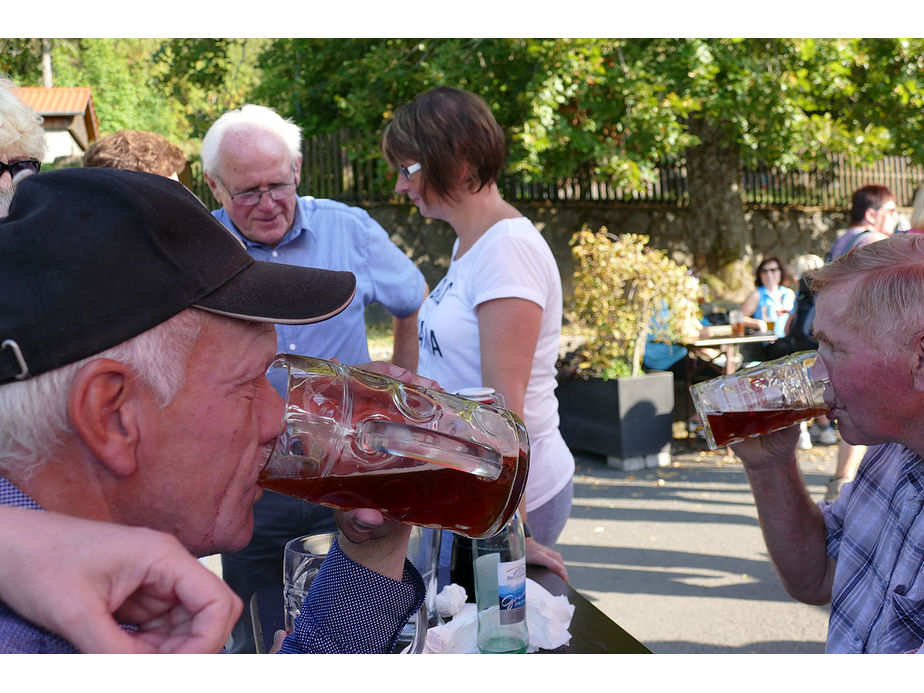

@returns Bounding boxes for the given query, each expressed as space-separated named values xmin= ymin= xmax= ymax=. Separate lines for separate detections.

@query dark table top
xmin=251 ymin=565 xmax=650 ymax=654
xmin=526 ymin=565 xmax=650 ymax=654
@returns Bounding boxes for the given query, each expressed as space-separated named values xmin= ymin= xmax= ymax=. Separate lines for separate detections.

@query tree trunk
xmin=41 ymin=38 xmax=53 ymax=87
xmin=684 ymin=117 xmax=753 ymax=289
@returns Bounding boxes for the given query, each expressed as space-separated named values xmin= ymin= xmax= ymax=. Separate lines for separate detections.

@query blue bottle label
xmin=496 ymin=557 xmax=526 ymax=624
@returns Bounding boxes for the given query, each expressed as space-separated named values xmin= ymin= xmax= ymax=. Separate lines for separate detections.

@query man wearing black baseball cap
xmin=0 ymin=168 xmax=425 ymax=653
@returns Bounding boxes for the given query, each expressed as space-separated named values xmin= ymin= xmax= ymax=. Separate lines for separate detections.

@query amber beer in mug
xmin=259 ymin=354 xmax=529 ymax=539
xmin=690 ymin=351 xmax=830 ymax=450
xmin=729 ymin=309 xmax=745 ymax=336
xmin=761 ymin=305 xmax=777 ymax=334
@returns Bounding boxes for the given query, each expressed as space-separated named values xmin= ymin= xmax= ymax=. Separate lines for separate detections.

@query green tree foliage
xmin=6 ymin=38 xmax=924 ymax=279
xmin=0 ymin=38 xmax=266 ymax=155
xmin=56 ymin=39 xmax=184 ymax=138
xmin=248 ymin=38 xmax=924 ymax=280
xmin=0 ymin=38 xmax=47 ymax=84
xmin=152 ymin=38 xmax=267 ymax=140
xmin=1 ymin=39 xmax=184 ymax=143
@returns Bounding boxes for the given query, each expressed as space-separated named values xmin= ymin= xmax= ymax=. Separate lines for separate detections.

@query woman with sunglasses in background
xmin=739 ymin=256 xmax=796 ymax=360
xmin=382 ymin=87 xmax=572 ymax=583
xmin=0 ymin=76 xmax=45 ymax=218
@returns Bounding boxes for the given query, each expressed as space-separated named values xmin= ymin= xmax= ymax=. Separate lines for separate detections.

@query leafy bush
xmin=563 ymin=227 xmax=703 ymax=379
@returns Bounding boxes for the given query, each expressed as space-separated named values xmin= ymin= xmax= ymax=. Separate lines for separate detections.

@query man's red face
xmin=814 ymin=282 xmax=907 ymax=446
xmin=133 ymin=315 xmax=284 ymax=556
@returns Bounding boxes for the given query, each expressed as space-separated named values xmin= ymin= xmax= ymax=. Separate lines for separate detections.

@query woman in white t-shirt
xmin=382 ymin=87 xmax=573 ymax=581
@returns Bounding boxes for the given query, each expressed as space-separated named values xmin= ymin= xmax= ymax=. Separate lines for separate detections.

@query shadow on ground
xmin=645 ymin=639 xmax=826 ymax=654
xmin=562 ymin=547 xmax=812 ymax=611
xmin=557 ymin=441 xmax=835 ymax=653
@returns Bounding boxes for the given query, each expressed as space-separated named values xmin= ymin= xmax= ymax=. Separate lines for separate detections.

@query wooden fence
xmin=189 ymin=130 xmax=924 ymax=209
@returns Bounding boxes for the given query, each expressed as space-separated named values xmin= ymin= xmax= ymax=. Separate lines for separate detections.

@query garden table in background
xmin=682 ymin=332 xmax=778 ymax=434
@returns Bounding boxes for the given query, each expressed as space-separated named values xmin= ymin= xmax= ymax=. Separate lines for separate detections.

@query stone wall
xmin=364 ymin=201 xmax=855 ymax=317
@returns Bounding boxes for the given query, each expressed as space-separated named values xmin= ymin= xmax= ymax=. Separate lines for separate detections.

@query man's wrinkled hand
xmin=730 ymin=424 xmax=801 ymax=473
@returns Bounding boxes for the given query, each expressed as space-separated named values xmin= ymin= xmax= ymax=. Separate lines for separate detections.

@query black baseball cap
xmin=0 ymin=167 xmax=356 ymax=385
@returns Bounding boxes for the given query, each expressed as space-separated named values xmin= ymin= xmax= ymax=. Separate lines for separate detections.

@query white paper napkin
xmin=423 ymin=578 xmax=574 ymax=653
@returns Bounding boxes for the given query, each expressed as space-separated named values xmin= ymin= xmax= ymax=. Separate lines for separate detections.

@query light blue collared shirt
xmin=213 ymin=196 xmax=426 ymax=374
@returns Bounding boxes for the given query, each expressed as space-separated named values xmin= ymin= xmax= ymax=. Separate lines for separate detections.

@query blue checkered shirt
xmin=0 ymin=477 xmax=82 ymax=653
xmin=0 ymin=476 xmax=424 ymax=653
xmin=821 ymin=442 xmax=924 ymax=653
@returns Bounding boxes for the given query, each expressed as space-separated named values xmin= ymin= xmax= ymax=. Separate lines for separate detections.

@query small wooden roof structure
xmin=11 ymin=86 xmax=100 ymax=156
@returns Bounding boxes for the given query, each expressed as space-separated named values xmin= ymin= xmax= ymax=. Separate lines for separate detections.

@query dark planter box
xmin=555 ymin=371 xmax=674 ymax=460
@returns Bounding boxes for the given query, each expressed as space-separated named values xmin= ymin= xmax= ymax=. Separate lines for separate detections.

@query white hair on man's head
xmin=200 ymin=104 xmax=302 ymax=175
xmin=0 ymin=74 xmax=47 ymax=162
xmin=809 ymin=234 xmax=924 ymax=358
xmin=789 ymin=253 xmax=824 ymax=280
xmin=0 ymin=309 xmax=207 ymax=480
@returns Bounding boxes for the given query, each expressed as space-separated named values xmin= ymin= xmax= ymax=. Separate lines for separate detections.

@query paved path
xmin=559 ymin=438 xmax=837 ymax=653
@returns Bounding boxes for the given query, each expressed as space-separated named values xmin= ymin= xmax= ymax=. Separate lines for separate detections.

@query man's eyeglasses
xmin=218 ymin=177 xmax=297 ymax=207
xmin=0 ymin=159 xmax=41 ymax=178
xmin=399 ymin=162 xmax=421 ymax=181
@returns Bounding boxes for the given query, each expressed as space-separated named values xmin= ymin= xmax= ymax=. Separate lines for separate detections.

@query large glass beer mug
xmin=259 ymin=354 xmax=530 ymax=539
xmin=690 ymin=351 xmax=831 ymax=450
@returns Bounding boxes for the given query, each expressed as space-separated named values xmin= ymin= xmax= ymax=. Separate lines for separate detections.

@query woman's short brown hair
xmin=382 ymin=87 xmax=506 ymax=202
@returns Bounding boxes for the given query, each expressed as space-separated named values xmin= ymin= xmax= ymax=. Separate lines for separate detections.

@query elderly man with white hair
xmin=0 ymin=75 xmax=46 ymax=217
xmin=201 ymin=104 xmax=429 ymax=652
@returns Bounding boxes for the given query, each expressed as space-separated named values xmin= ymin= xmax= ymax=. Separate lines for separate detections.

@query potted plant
xmin=557 ymin=227 xmax=704 ymax=469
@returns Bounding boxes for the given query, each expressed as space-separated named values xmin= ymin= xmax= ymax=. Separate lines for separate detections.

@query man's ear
xmin=203 ymin=172 xmax=223 ymax=206
xmin=67 ymin=359 xmax=142 ymax=479
xmin=910 ymin=332 xmax=924 ymax=393
xmin=293 ymin=154 xmax=303 ymax=187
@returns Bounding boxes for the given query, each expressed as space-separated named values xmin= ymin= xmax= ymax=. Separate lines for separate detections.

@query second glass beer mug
xmin=690 ymin=350 xmax=831 ymax=450
xmin=259 ymin=354 xmax=530 ymax=539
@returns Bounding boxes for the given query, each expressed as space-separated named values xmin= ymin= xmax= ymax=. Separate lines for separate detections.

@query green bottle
xmin=473 ymin=512 xmax=529 ymax=653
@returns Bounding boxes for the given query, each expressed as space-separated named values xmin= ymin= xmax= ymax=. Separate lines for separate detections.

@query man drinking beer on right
xmin=732 ymin=233 xmax=924 ymax=654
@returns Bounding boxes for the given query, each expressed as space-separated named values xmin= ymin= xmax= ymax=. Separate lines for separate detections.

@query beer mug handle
xmin=354 ymin=420 xmax=503 ymax=480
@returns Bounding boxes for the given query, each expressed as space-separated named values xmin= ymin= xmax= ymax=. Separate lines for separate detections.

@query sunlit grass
xmin=366 ymin=322 xmax=394 ymax=361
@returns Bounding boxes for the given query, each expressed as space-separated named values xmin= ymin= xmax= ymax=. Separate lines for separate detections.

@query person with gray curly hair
xmin=0 ymin=74 xmax=46 ymax=217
